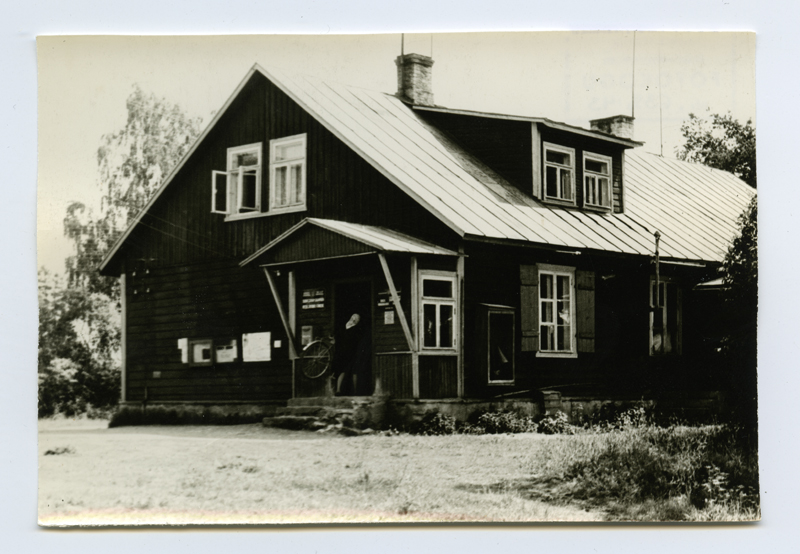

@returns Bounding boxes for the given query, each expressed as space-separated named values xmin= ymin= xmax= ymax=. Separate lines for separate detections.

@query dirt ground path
xmin=38 ymin=419 xmax=604 ymax=525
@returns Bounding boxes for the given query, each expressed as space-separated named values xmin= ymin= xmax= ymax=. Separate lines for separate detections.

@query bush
xmin=527 ymin=422 xmax=759 ymax=519
xmin=537 ymin=411 xmax=575 ymax=435
xmin=412 ymin=411 xmax=457 ymax=435
xmin=108 ymin=406 xmax=265 ymax=427
xmin=473 ymin=410 xmax=538 ymax=434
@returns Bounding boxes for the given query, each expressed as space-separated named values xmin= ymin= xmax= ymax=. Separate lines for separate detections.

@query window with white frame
xmin=270 ymin=134 xmax=307 ymax=211
xmin=539 ymin=266 xmax=575 ymax=354
xmin=650 ymin=279 xmax=682 ymax=356
xmin=419 ymin=272 xmax=457 ymax=350
xmin=544 ymin=143 xmax=575 ymax=203
xmin=212 ymin=143 xmax=262 ymax=216
xmin=583 ymin=152 xmax=612 ymax=209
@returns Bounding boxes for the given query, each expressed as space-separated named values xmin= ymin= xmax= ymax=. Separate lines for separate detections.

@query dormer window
xmin=543 ymin=143 xmax=575 ymax=204
xmin=583 ymin=152 xmax=612 ymax=209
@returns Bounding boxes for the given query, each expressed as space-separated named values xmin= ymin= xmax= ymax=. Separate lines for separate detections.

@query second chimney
xmin=590 ymin=115 xmax=635 ymax=140
xmin=395 ymin=53 xmax=434 ymax=106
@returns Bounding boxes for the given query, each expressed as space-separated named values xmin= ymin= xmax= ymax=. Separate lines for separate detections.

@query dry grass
xmin=38 ymin=419 xmax=602 ymax=525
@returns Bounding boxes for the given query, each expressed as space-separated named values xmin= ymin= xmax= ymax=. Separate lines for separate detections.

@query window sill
xmin=535 ymin=351 xmax=578 ymax=359
xmin=223 ymin=206 xmax=307 ymax=222
xmin=583 ymin=203 xmax=613 ymax=214
xmin=487 ymin=380 xmax=515 ymax=386
xmin=419 ymin=349 xmax=458 ymax=356
xmin=542 ymin=197 xmax=577 ymax=207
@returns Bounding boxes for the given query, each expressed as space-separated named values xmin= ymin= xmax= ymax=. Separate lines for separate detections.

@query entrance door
xmin=334 ymin=281 xmax=373 ymax=396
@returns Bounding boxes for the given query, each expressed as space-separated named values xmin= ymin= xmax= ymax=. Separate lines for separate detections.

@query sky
xmin=37 ymin=32 xmax=755 ymax=274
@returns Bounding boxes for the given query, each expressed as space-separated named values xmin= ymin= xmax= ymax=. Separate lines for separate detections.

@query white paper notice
xmin=242 ymin=332 xmax=272 ymax=362
xmin=178 ymin=338 xmax=188 ymax=363
xmin=384 ymin=309 xmax=395 ymax=325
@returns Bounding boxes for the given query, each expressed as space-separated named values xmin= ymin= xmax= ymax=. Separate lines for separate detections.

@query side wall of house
xmin=124 ymin=259 xmax=292 ymax=402
xmin=113 ymin=72 xmax=458 ymax=403
xmin=463 ymin=242 xmax=720 ymax=400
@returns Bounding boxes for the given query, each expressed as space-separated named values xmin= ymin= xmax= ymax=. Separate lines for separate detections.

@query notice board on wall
xmin=242 ymin=332 xmax=271 ymax=362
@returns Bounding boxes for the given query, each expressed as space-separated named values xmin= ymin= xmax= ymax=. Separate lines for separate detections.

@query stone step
xmin=287 ymin=396 xmax=372 ymax=409
xmin=262 ymin=415 xmax=319 ymax=430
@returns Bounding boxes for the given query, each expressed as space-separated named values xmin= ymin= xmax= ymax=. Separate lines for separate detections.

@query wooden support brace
xmin=378 ymin=253 xmax=415 ymax=352
xmin=263 ymin=267 xmax=299 ymax=359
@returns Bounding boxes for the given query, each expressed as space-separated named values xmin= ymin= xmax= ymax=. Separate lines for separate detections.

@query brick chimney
xmin=395 ymin=53 xmax=434 ymax=106
xmin=590 ymin=115 xmax=635 ymax=140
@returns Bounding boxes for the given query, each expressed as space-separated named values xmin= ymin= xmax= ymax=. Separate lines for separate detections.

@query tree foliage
xmin=676 ymin=111 xmax=757 ymax=188
xmin=64 ymin=84 xmax=203 ymax=294
xmin=40 ymin=85 xmax=202 ymax=416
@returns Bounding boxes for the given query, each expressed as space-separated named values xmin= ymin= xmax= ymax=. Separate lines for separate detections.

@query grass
xmin=38 ymin=416 xmax=759 ymax=525
xmin=38 ymin=419 xmax=602 ymax=525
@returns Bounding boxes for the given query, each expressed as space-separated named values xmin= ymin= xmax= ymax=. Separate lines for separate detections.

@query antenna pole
xmin=631 ymin=31 xmax=637 ymax=118
xmin=430 ymin=34 xmax=433 ymax=57
xmin=401 ymin=33 xmax=405 ymax=57
xmin=659 ymin=39 xmax=664 ymax=157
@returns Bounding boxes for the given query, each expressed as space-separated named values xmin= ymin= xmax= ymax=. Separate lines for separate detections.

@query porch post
xmin=378 ymin=253 xmax=415 ymax=351
xmin=410 ymin=256 xmax=420 ymax=398
xmin=263 ymin=267 xmax=299 ymax=359
xmin=288 ymin=270 xmax=297 ymax=398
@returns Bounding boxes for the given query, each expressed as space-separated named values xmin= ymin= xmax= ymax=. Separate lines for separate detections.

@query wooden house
xmin=99 ymin=54 xmax=755 ymax=422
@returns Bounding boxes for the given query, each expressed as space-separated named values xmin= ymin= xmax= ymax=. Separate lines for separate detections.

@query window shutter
xmin=520 ymin=265 xmax=539 ymax=352
xmin=575 ymin=270 xmax=595 ymax=352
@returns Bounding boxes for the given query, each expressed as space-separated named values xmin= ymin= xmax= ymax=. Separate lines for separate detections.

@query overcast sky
xmin=37 ymin=32 xmax=755 ymax=273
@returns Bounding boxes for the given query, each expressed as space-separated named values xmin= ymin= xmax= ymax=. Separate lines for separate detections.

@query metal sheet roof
xmin=241 ymin=218 xmax=459 ymax=266
xmin=101 ymin=64 xmax=755 ymax=272
xmin=263 ymin=65 xmax=754 ymax=263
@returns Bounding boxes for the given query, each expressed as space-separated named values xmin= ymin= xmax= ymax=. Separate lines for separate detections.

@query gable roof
xmin=241 ymin=218 xmax=459 ymax=267
xmin=100 ymin=64 xmax=755 ymax=273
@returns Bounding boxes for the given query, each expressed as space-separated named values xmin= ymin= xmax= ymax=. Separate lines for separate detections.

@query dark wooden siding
xmin=374 ymin=353 xmax=414 ymax=398
xmin=271 ymin=225 xmax=374 ymax=265
xmin=113 ymin=72 xmax=458 ymax=276
xmin=462 ymin=242 xmax=719 ymax=399
xmin=125 ymin=258 xmax=291 ymax=402
xmin=416 ymin=111 xmax=533 ymax=196
xmin=419 ymin=355 xmax=458 ymax=399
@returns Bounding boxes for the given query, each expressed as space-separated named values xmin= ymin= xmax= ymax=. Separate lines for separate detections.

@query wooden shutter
xmin=520 ymin=265 xmax=539 ymax=352
xmin=575 ymin=270 xmax=595 ymax=353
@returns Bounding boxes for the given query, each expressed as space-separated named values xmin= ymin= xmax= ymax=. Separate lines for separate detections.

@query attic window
xmin=211 ymin=143 xmax=263 ymax=217
xmin=543 ymin=143 xmax=575 ymax=204
xmin=583 ymin=152 xmax=612 ymax=209
xmin=270 ymin=134 xmax=307 ymax=212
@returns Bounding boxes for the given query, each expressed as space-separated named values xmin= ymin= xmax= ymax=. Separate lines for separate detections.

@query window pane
xmin=439 ymin=305 xmax=453 ymax=348
xmin=585 ymin=159 xmax=608 ymax=174
xmin=489 ymin=312 xmax=514 ymax=381
xmin=214 ymin=172 xmax=228 ymax=211
xmin=275 ymin=167 xmax=287 ymax=206
xmin=540 ymin=325 xmax=553 ymax=350
xmin=557 ymin=275 xmax=570 ymax=301
xmin=275 ymin=142 xmax=304 ymax=161
xmin=423 ymin=303 xmax=437 ymax=347
xmin=546 ymin=150 xmax=570 ymax=166
xmin=561 ymin=170 xmax=572 ymax=200
xmin=585 ymin=176 xmax=596 ymax=204
xmin=541 ymin=301 xmax=553 ymax=323
xmin=599 ymin=177 xmax=609 ymax=206
xmin=546 ymin=166 xmax=558 ymax=197
xmin=240 ymin=172 xmax=258 ymax=209
xmin=237 ymin=151 xmax=259 ymax=168
xmin=193 ymin=342 xmax=212 ymax=362
xmin=540 ymin=274 xmax=553 ymax=299
xmin=423 ymin=279 xmax=452 ymax=298
xmin=559 ymin=325 xmax=571 ymax=351
xmin=292 ymin=164 xmax=303 ymax=204
xmin=557 ymin=301 xmax=570 ymax=324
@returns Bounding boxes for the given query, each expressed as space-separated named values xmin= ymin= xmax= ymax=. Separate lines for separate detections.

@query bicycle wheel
xmin=300 ymin=340 xmax=332 ymax=379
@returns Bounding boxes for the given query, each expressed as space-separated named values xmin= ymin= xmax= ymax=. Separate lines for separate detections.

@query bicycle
xmin=299 ymin=336 xmax=335 ymax=379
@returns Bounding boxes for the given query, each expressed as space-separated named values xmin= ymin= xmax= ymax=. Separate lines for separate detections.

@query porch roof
xmin=240 ymin=218 xmax=459 ymax=267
